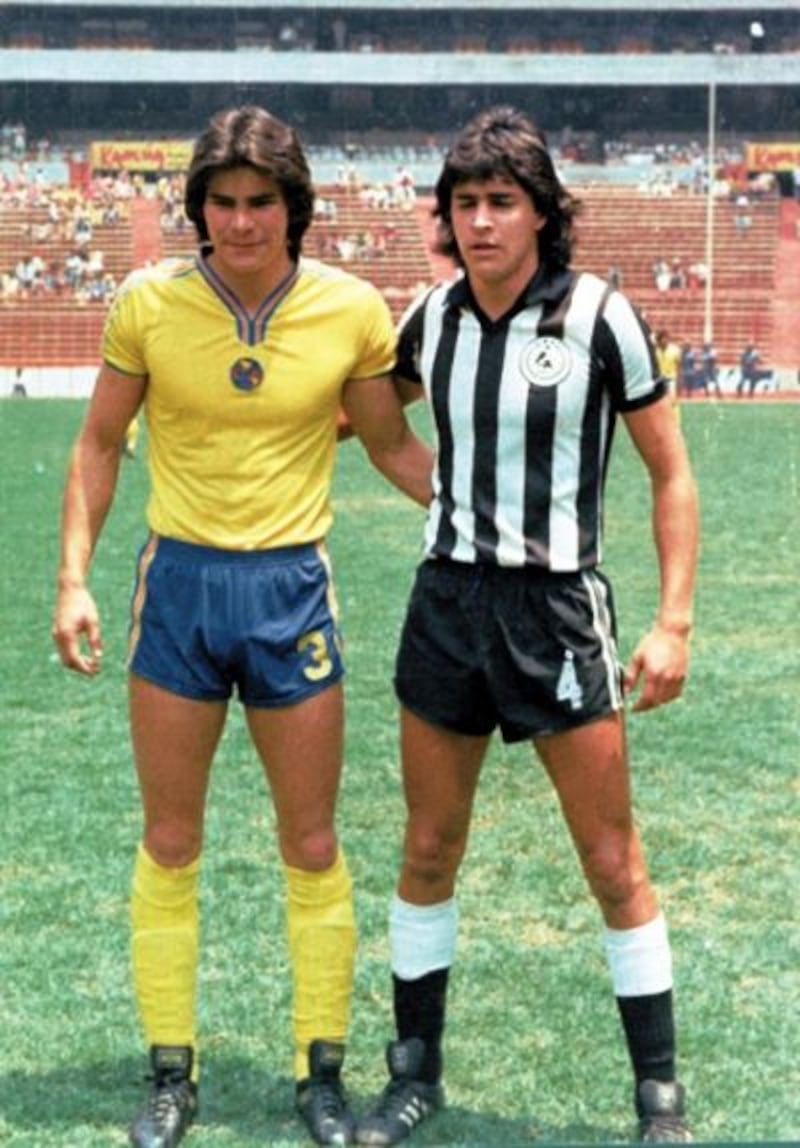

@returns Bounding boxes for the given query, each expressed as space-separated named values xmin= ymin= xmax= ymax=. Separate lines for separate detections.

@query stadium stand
xmin=1 ymin=1 xmax=798 ymax=389
xmin=1 ymin=299 xmax=106 ymax=369
xmin=572 ymin=188 xmax=780 ymax=363
xmin=2 ymin=2 xmax=799 ymax=59
xmin=2 ymin=1 xmax=798 ymax=140
xmin=1 ymin=177 xmax=786 ymax=370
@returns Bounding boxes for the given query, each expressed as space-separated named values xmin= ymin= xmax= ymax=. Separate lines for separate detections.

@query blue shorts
xmin=127 ymin=535 xmax=344 ymax=707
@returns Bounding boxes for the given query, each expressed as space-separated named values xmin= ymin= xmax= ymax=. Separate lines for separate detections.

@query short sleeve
xmin=350 ymin=283 xmax=397 ymax=379
xmin=102 ymin=272 xmax=148 ymax=376
xmin=395 ymin=292 xmax=428 ymax=384
xmin=598 ymin=291 xmax=665 ymax=411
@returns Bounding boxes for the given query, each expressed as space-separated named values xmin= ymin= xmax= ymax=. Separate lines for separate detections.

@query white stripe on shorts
xmin=581 ymin=570 xmax=623 ymax=710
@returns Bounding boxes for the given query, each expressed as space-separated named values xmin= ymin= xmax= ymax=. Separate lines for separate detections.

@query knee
xmin=144 ymin=822 xmax=202 ymax=869
xmin=281 ymin=827 xmax=339 ymax=872
xmin=403 ymin=823 xmax=464 ymax=889
xmin=581 ymin=834 xmax=647 ymax=912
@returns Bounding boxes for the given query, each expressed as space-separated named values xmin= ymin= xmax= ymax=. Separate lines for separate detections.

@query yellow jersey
xmin=655 ymin=341 xmax=681 ymax=387
xmin=104 ymin=254 xmax=396 ymax=549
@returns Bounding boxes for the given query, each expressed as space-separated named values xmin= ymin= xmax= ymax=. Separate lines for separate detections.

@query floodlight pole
xmin=703 ymin=80 xmax=716 ymax=346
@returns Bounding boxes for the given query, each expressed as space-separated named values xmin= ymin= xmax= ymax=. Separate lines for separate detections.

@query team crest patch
xmin=520 ymin=336 xmax=572 ymax=388
xmin=229 ymin=356 xmax=264 ymax=392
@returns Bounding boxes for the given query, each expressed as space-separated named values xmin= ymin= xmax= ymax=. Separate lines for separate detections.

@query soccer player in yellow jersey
xmin=52 ymin=105 xmax=433 ymax=1148
xmin=655 ymin=329 xmax=682 ymax=420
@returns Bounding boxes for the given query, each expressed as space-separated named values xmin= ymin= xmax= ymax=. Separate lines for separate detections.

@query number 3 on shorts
xmin=297 ymin=629 xmax=333 ymax=682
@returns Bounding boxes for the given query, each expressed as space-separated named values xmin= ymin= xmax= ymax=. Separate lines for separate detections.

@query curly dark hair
xmin=184 ymin=105 xmax=314 ymax=261
xmin=434 ymin=105 xmax=580 ymax=271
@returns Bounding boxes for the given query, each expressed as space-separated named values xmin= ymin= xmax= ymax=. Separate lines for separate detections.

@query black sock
xmin=393 ymin=968 xmax=449 ymax=1083
xmin=617 ymin=988 xmax=677 ymax=1084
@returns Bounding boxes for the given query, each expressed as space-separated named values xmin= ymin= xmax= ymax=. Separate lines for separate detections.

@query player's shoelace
xmin=311 ymin=1078 xmax=348 ymax=1120
xmin=371 ymin=1077 xmax=434 ymax=1130
xmin=297 ymin=1075 xmax=355 ymax=1144
xmin=148 ymin=1080 xmax=191 ymax=1120
xmin=129 ymin=1076 xmax=196 ymax=1148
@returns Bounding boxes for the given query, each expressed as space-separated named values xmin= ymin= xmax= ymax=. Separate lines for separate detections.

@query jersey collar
xmin=445 ymin=264 xmax=575 ymax=322
xmin=196 ymin=249 xmax=299 ymax=346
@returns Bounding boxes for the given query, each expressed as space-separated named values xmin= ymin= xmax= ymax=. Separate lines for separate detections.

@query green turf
xmin=0 ymin=399 xmax=798 ymax=1146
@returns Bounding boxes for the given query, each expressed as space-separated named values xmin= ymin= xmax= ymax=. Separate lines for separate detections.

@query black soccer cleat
xmin=295 ymin=1039 xmax=357 ymax=1146
xmin=636 ymin=1079 xmax=693 ymax=1143
xmin=356 ymin=1038 xmax=443 ymax=1146
xmin=129 ymin=1045 xmax=198 ymax=1148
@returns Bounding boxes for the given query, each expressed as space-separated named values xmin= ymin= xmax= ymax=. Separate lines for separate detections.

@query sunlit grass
xmin=0 ymin=399 xmax=797 ymax=1145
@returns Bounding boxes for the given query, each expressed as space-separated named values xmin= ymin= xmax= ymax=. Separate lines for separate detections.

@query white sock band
xmin=390 ymin=894 xmax=458 ymax=981
xmin=603 ymin=912 xmax=673 ymax=997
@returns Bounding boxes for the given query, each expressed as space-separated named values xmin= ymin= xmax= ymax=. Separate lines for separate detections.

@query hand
xmin=52 ymin=583 xmax=104 ymax=676
xmin=623 ymin=624 xmax=690 ymax=713
xmin=335 ymin=407 xmax=356 ymax=442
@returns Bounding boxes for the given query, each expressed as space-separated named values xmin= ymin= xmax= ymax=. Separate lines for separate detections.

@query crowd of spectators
xmin=0 ymin=121 xmax=784 ymax=345
xmin=0 ymin=141 xmax=424 ymax=301
xmin=0 ymin=157 xmax=136 ymax=304
xmin=1 ymin=122 xmax=28 ymax=162
xmin=315 ymin=222 xmax=400 ymax=263
xmin=602 ymin=136 xmax=785 ymax=201
xmin=155 ymin=173 xmax=189 ymax=232
xmin=651 ymin=257 xmax=710 ymax=292
xmin=2 ymin=249 xmax=118 ymax=304
xmin=654 ymin=330 xmax=774 ymax=398
xmin=309 ymin=163 xmax=417 ymax=265
xmin=321 ymin=161 xmax=418 ymax=209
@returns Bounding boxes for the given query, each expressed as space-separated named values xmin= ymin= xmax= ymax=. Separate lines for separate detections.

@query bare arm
xmin=52 ymin=363 xmax=147 ymax=674
xmin=341 ymin=373 xmax=433 ymax=508
xmin=622 ymin=397 xmax=700 ymax=712
xmin=337 ymin=371 xmax=424 ymax=443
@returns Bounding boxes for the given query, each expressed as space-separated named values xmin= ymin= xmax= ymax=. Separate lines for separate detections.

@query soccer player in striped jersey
xmin=357 ymin=107 xmax=699 ymax=1146
xmin=52 ymin=105 xmax=433 ymax=1148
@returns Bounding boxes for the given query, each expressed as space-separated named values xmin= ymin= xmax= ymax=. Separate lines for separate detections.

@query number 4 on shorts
xmin=556 ymin=649 xmax=584 ymax=711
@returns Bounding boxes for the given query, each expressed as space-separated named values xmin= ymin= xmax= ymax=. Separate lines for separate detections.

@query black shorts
xmin=395 ymin=559 xmax=624 ymax=742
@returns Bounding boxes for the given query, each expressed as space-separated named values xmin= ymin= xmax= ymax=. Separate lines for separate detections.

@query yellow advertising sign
xmin=746 ymin=141 xmax=800 ymax=172
xmin=90 ymin=139 xmax=194 ymax=172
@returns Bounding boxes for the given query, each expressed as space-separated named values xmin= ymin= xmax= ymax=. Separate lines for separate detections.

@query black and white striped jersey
xmin=396 ymin=267 xmax=665 ymax=572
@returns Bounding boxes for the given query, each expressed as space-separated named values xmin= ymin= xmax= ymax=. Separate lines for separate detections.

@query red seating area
xmin=307 ymin=186 xmax=433 ymax=318
xmin=0 ymin=299 xmax=106 ymax=367
xmin=0 ymin=205 xmax=135 ymax=285
xmin=0 ymin=202 xmax=133 ymax=366
xmin=572 ymin=188 xmax=779 ymax=361
xmin=1 ymin=186 xmax=782 ymax=369
xmin=162 ymin=184 xmax=434 ymax=320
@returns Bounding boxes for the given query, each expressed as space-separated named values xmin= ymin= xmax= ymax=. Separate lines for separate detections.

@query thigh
xmin=398 ymin=706 xmax=490 ymax=903
xmin=246 ymin=682 xmax=345 ymax=870
xmin=491 ymin=568 xmax=623 ymax=742
xmin=395 ymin=561 xmax=499 ymax=737
xmin=534 ymin=711 xmax=633 ymax=848
xmin=127 ymin=536 xmax=233 ymax=703
xmin=129 ymin=673 xmax=228 ymax=865
xmin=236 ymin=542 xmax=344 ymax=707
xmin=534 ymin=712 xmax=656 ymax=926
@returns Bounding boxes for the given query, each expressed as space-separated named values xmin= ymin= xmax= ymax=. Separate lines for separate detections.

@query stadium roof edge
xmin=5 ymin=0 xmax=798 ymax=9
xmin=3 ymin=48 xmax=798 ymax=85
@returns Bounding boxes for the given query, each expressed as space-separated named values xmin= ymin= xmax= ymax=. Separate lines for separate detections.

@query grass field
xmin=0 ymin=398 xmax=798 ymax=1146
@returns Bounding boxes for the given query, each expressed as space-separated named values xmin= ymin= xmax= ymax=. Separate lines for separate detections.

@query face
xmin=202 ymin=166 xmax=293 ymax=295
xmin=450 ymin=175 xmax=546 ymax=294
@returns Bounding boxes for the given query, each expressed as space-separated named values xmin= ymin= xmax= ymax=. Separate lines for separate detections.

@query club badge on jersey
xmin=230 ymin=356 xmax=265 ymax=392
xmin=520 ymin=336 xmax=572 ymax=388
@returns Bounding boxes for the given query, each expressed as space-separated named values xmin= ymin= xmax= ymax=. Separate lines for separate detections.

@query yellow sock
xmin=285 ymin=850 xmax=357 ymax=1080
xmin=131 ymin=844 xmax=200 ymax=1081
